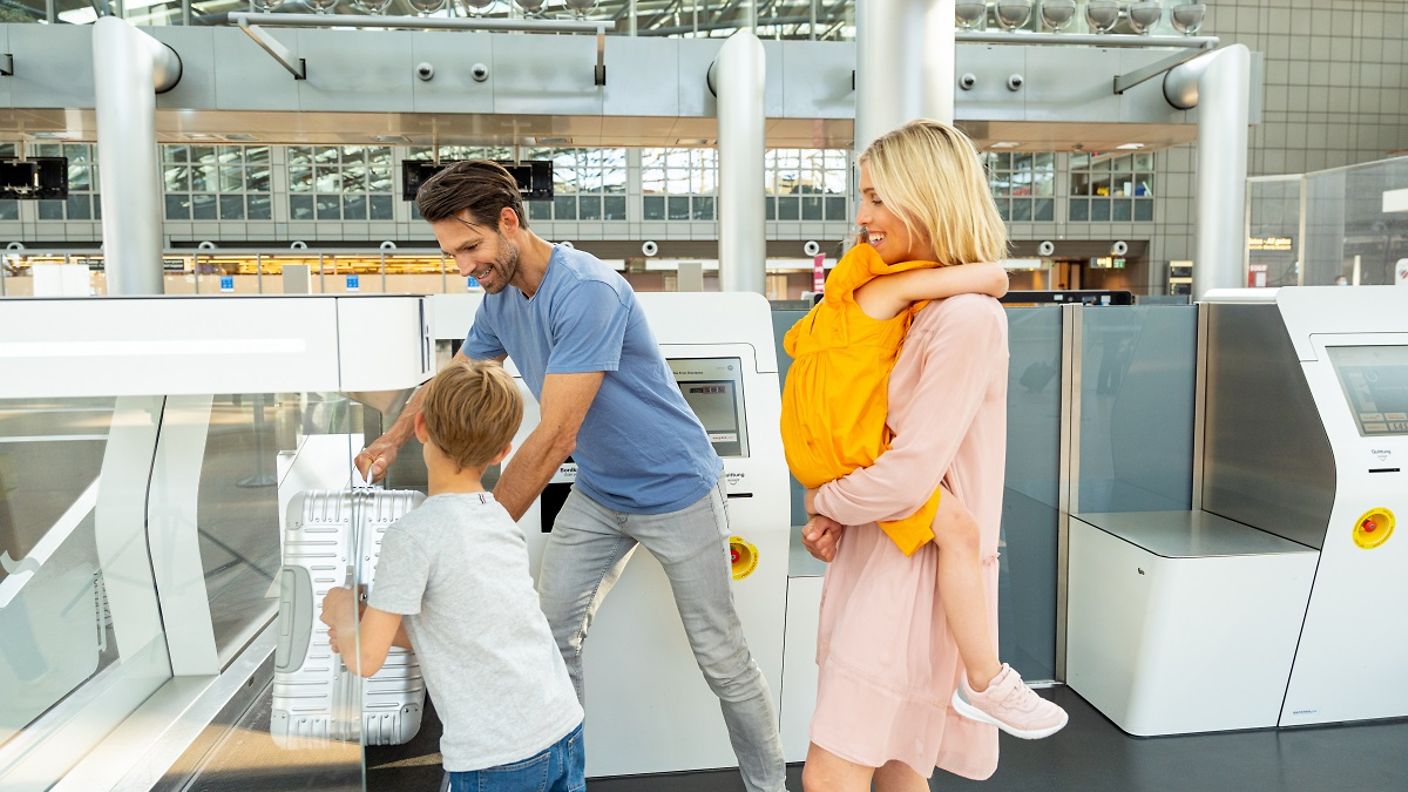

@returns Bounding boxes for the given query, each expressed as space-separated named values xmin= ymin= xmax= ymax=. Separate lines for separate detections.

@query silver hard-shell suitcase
xmin=271 ymin=488 xmax=427 ymax=747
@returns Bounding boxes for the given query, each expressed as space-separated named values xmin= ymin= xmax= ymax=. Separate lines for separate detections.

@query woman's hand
xmin=802 ymin=514 xmax=845 ymax=562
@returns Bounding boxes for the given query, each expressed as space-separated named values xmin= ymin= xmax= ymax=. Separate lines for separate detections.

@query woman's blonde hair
xmin=858 ymin=119 xmax=1009 ymax=266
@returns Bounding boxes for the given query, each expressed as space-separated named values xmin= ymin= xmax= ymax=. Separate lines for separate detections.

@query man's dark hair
xmin=415 ymin=160 xmax=527 ymax=229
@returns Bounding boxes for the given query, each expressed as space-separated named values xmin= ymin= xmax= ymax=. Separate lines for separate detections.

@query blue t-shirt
xmin=464 ymin=245 xmax=722 ymax=514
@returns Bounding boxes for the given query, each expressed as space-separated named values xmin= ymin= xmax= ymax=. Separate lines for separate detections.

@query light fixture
xmin=353 ymin=0 xmax=393 ymax=12
xmin=406 ymin=0 xmax=446 ymax=15
xmin=990 ymin=141 xmax=1020 ymax=149
xmin=224 ymin=133 xmax=258 ymax=142
xmin=995 ymin=0 xmax=1033 ymax=31
xmin=1171 ymin=2 xmax=1206 ymax=35
xmin=250 ymin=0 xmax=281 ymax=9
xmin=459 ymin=0 xmax=495 ymax=14
xmin=1127 ymin=1 xmax=1163 ymax=34
xmin=1040 ymin=0 xmax=1077 ymax=32
xmin=516 ymin=0 xmax=546 ymax=13
xmin=373 ymin=134 xmax=412 ymax=144
xmin=305 ymin=0 xmax=338 ymax=13
xmin=1116 ymin=143 xmax=1145 ymax=150
xmin=564 ymin=0 xmax=598 ymax=17
xmin=955 ymin=1 xmax=987 ymax=31
xmin=1085 ymin=0 xmax=1120 ymax=33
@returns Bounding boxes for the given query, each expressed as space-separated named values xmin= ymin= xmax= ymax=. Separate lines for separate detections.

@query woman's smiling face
xmin=855 ymin=163 xmax=928 ymax=264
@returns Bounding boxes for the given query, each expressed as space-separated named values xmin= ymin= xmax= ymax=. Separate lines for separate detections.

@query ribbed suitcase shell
xmin=271 ymin=488 xmax=427 ymax=747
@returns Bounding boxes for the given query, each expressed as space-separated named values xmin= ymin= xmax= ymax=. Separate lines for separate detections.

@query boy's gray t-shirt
xmin=369 ymin=492 xmax=582 ymax=772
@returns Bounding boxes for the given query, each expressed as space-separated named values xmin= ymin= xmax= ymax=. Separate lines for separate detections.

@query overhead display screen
xmin=1328 ymin=346 xmax=1408 ymax=436
xmin=669 ymin=357 xmax=749 ymax=457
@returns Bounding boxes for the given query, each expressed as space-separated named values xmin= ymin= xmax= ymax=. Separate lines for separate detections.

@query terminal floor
xmin=367 ymin=686 xmax=1408 ymax=792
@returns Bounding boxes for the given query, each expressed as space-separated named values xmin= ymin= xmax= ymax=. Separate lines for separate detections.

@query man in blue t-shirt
xmin=358 ymin=161 xmax=786 ymax=792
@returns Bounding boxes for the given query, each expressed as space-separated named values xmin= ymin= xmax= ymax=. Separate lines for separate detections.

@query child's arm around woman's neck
xmin=854 ymin=261 xmax=1009 ymax=321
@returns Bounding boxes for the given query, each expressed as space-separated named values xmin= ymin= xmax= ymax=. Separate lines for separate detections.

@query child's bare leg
xmin=932 ymin=486 xmax=1002 ymax=691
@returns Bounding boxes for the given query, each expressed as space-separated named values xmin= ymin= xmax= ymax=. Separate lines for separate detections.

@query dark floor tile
xmin=370 ymin=688 xmax=1408 ymax=792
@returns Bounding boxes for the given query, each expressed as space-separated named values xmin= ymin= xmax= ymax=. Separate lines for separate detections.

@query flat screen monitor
xmin=0 ymin=157 xmax=68 ymax=200
xmin=1328 ymin=345 xmax=1408 ymax=436
xmin=670 ymin=357 xmax=749 ymax=457
xmin=401 ymin=160 xmax=553 ymax=201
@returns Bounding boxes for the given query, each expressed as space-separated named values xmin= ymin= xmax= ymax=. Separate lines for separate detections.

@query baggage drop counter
xmin=0 ymin=295 xmax=435 ymax=791
xmin=1067 ymin=286 xmax=1408 ymax=735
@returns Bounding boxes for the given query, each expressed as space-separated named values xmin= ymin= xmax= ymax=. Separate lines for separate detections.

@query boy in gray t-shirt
xmin=321 ymin=360 xmax=584 ymax=792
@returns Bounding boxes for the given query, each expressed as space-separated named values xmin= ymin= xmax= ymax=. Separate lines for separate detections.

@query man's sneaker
xmin=950 ymin=664 xmax=1068 ymax=739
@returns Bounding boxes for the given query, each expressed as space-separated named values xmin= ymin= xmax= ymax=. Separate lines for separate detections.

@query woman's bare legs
xmin=932 ymin=486 xmax=1002 ymax=691
xmin=874 ymin=760 xmax=930 ymax=792
xmin=801 ymin=744 xmax=874 ymax=792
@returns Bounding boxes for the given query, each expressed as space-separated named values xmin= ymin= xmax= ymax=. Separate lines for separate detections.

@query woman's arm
xmin=813 ymin=296 xmax=1006 ymax=526
xmin=855 ymin=262 xmax=1008 ymax=321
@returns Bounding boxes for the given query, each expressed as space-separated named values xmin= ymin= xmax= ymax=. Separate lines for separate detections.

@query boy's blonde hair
xmin=858 ymin=119 xmax=1009 ymax=267
xmin=419 ymin=359 xmax=523 ymax=471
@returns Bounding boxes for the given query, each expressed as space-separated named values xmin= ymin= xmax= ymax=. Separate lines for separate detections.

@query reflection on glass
xmin=1078 ymin=307 xmax=1196 ymax=514
xmin=1001 ymin=308 xmax=1062 ymax=680
xmin=0 ymin=398 xmax=119 ymax=747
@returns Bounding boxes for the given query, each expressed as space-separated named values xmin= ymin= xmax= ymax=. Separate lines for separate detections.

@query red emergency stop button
xmin=1354 ymin=509 xmax=1395 ymax=550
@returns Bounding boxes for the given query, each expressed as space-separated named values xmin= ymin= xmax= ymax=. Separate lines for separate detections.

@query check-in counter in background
xmin=1068 ymin=287 xmax=1408 ymax=735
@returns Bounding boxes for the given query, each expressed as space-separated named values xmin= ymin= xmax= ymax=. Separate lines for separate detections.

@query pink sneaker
xmin=950 ymin=664 xmax=1068 ymax=739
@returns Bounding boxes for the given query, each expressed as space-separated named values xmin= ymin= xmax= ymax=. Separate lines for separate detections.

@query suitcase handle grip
xmin=274 ymin=566 xmax=314 ymax=674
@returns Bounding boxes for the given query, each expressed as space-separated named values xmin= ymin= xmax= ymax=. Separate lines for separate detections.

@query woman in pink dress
xmin=799 ymin=120 xmax=1065 ymax=792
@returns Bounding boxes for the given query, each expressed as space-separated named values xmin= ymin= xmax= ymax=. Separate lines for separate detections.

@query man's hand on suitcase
xmin=355 ymin=436 xmax=400 ymax=484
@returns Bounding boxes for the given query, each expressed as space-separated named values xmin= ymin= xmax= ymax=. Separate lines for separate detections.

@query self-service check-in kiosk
xmin=1067 ymin=286 xmax=1408 ymax=735
xmin=432 ymin=292 xmax=789 ymax=778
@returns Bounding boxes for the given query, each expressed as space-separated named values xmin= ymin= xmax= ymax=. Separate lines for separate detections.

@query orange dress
xmin=780 ymin=243 xmax=942 ymax=556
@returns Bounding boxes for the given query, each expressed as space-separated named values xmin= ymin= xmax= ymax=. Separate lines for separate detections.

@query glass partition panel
xmin=1001 ymin=306 xmax=1063 ymax=681
xmin=1 ymin=385 xmax=375 ymax=788
xmin=1078 ymin=305 xmax=1197 ymax=514
xmin=1302 ymin=157 xmax=1408 ymax=286
xmin=771 ymin=309 xmax=811 ymax=535
xmin=1247 ymin=176 xmax=1303 ymax=288
xmin=0 ymin=396 xmax=171 ymax=786
xmin=0 ymin=397 xmax=118 ymax=747
xmin=160 ymin=392 xmax=368 ymax=790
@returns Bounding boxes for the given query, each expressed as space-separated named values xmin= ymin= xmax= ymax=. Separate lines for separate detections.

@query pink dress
xmin=810 ymin=294 xmax=1008 ymax=781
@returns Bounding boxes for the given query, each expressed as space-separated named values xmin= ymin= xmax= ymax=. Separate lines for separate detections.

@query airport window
xmin=532 ymin=148 xmax=628 ymax=222
xmin=1070 ymin=152 xmax=1155 ymax=223
xmin=288 ymin=145 xmax=394 ymax=222
xmin=33 ymin=143 xmax=99 ymax=222
xmin=642 ymin=148 xmax=717 ymax=222
xmin=766 ymin=149 xmax=849 ymax=222
xmin=164 ymin=145 xmax=273 ymax=222
xmin=985 ymin=152 xmax=1056 ymax=222
xmin=0 ymin=143 xmax=16 ymax=221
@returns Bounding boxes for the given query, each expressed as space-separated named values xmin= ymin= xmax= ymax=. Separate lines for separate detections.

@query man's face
xmin=431 ymin=210 xmax=520 ymax=295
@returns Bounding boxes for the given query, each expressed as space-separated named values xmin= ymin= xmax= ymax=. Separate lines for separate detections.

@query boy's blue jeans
xmin=443 ymin=723 xmax=584 ymax=792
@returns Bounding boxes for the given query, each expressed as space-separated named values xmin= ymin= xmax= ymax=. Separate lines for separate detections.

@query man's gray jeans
xmin=535 ymin=481 xmax=787 ymax=792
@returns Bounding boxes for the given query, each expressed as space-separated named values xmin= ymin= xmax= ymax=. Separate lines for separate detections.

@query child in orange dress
xmin=781 ymin=241 xmax=1005 ymax=554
